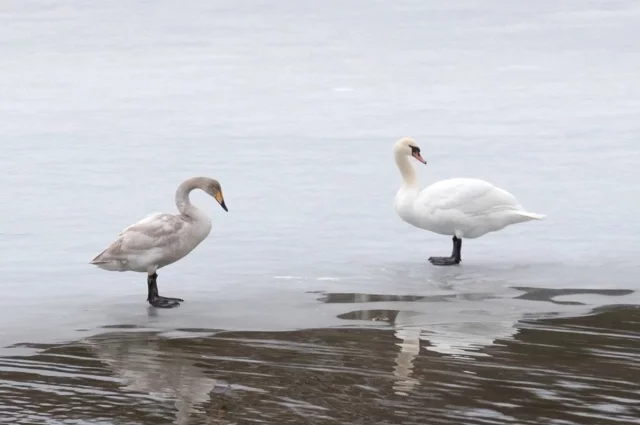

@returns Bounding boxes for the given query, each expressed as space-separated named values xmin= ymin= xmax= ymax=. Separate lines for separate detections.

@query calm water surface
xmin=1 ymin=0 xmax=639 ymax=423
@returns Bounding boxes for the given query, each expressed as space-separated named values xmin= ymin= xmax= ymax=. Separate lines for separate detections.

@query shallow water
xmin=1 ymin=0 xmax=640 ymax=423
xmin=1 ymin=305 xmax=639 ymax=424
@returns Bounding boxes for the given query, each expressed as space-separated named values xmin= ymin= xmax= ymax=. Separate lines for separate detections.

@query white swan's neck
xmin=175 ymin=177 xmax=208 ymax=218
xmin=395 ymin=150 xmax=419 ymax=188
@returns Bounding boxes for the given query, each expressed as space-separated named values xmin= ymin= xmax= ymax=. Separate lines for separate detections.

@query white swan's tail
xmin=515 ymin=211 xmax=546 ymax=220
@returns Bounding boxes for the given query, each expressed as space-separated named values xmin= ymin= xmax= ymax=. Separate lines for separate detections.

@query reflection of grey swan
xmin=91 ymin=177 xmax=228 ymax=308
xmin=85 ymin=333 xmax=222 ymax=425
xmin=393 ymin=137 xmax=544 ymax=265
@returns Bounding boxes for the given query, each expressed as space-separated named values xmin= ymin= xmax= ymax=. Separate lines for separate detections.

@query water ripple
xmin=0 ymin=306 xmax=638 ymax=424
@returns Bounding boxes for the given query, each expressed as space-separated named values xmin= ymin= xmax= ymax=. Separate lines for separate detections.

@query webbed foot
xmin=428 ymin=256 xmax=460 ymax=266
xmin=147 ymin=272 xmax=184 ymax=308
xmin=428 ymin=236 xmax=462 ymax=266
xmin=148 ymin=295 xmax=183 ymax=308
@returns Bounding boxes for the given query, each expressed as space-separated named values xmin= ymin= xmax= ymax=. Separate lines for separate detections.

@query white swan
xmin=393 ymin=137 xmax=544 ymax=265
xmin=91 ymin=177 xmax=228 ymax=308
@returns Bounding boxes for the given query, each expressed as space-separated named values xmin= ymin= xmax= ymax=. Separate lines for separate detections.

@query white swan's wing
xmin=417 ymin=178 xmax=520 ymax=216
xmin=92 ymin=213 xmax=185 ymax=263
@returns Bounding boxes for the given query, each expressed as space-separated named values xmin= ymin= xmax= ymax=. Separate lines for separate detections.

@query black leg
xmin=428 ymin=236 xmax=462 ymax=266
xmin=147 ymin=273 xmax=184 ymax=308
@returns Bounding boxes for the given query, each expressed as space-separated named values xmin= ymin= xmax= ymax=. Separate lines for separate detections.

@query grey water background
xmin=0 ymin=1 xmax=639 ymax=424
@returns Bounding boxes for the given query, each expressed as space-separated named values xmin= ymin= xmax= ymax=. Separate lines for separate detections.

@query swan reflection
xmin=84 ymin=332 xmax=228 ymax=425
xmin=324 ymin=283 xmax=624 ymax=397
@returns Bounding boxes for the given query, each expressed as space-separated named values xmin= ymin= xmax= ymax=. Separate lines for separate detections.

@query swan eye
xmin=410 ymin=145 xmax=420 ymax=154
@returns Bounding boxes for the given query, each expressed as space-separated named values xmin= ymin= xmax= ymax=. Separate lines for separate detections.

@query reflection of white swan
xmin=84 ymin=332 xmax=223 ymax=425
xmin=389 ymin=305 xmax=522 ymax=397
xmin=329 ymin=264 xmax=636 ymax=397
xmin=329 ymin=291 xmax=524 ymax=395
xmin=395 ymin=294 xmax=523 ymax=354
xmin=392 ymin=326 xmax=420 ymax=396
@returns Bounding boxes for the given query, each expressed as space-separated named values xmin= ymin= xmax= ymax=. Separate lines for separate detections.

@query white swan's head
xmin=394 ymin=137 xmax=427 ymax=164
xmin=203 ymin=178 xmax=228 ymax=212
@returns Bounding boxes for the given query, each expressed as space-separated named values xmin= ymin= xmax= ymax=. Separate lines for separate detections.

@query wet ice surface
xmin=1 ymin=0 xmax=639 ymax=423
